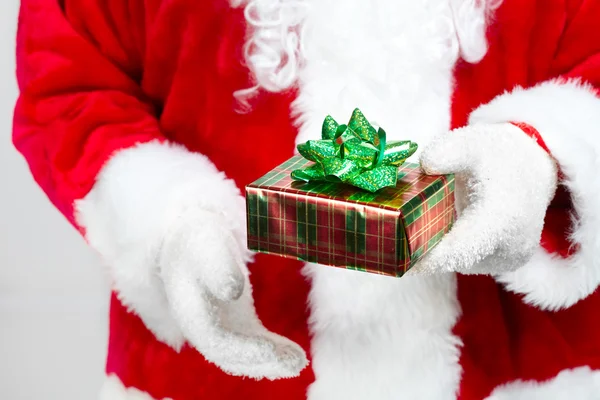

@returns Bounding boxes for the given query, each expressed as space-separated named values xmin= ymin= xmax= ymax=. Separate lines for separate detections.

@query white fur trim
xmin=485 ymin=367 xmax=600 ymax=400
xmin=305 ymin=266 xmax=462 ymax=400
xmin=470 ymin=80 xmax=600 ymax=310
xmin=235 ymin=0 xmax=496 ymax=96
xmin=75 ymin=140 xmax=248 ymax=349
xmin=99 ymin=374 xmax=164 ymax=400
xmin=76 ymin=141 xmax=308 ymax=380
xmin=294 ymin=2 xmax=464 ymax=398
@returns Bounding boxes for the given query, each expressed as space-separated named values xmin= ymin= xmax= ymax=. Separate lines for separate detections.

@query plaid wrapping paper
xmin=246 ymin=156 xmax=455 ymax=277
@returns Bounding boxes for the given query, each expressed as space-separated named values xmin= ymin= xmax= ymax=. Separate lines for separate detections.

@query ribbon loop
xmin=291 ymin=109 xmax=418 ymax=192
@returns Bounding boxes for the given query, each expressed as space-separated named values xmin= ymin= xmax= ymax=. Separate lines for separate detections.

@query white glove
xmin=411 ymin=123 xmax=558 ymax=275
xmin=76 ymin=141 xmax=308 ymax=380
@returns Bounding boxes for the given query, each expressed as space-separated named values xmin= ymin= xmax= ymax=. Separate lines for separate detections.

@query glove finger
xmin=162 ymin=265 xmax=308 ymax=379
xmin=165 ymin=211 xmax=246 ymax=302
xmin=216 ymin=327 xmax=309 ymax=380
xmin=196 ymin=226 xmax=247 ymax=302
xmin=420 ymin=127 xmax=475 ymax=175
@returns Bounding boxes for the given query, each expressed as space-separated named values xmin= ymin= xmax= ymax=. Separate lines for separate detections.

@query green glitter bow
xmin=291 ymin=109 xmax=418 ymax=193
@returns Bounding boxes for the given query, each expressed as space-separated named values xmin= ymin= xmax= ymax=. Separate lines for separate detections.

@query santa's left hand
xmin=410 ymin=123 xmax=558 ymax=275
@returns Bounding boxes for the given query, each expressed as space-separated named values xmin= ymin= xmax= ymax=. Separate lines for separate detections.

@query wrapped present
xmin=245 ymin=109 xmax=455 ymax=277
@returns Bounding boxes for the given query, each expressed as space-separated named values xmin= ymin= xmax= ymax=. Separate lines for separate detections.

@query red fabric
xmin=451 ymin=0 xmax=600 ymax=397
xmin=453 ymin=275 xmax=600 ymax=400
xmin=14 ymin=0 xmax=166 ymax=230
xmin=509 ymin=122 xmax=553 ymax=156
xmin=12 ymin=0 xmax=600 ymax=399
xmin=542 ymin=185 xmax=579 ymax=258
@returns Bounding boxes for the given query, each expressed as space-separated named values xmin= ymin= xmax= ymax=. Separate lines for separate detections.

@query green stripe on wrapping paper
xmin=347 ymin=191 xmax=379 ymax=203
xmin=396 ymin=168 xmax=410 ymax=181
xmin=427 ymin=189 xmax=445 ymax=209
xmin=410 ymin=247 xmax=424 ymax=263
xmin=396 ymin=218 xmax=410 ymax=273
xmin=345 ymin=209 xmax=366 ymax=255
xmin=356 ymin=210 xmax=366 ymax=254
xmin=346 ymin=264 xmax=368 ymax=273
xmin=307 ymin=201 xmax=318 ymax=246
xmin=251 ymin=174 xmax=273 ymax=187
xmin=297 ymin=200 xmax=307 ymax=244
xmin=258 ymin=194 xmax=269 ymax=239
xmin=246 ymin=191 xmax=270 ymax=240
xmin=247 ymin=193 xmax=259 ymax=237
xmin=346 ymin=211 xmax=356 ymax=254
xmin=403 ymin=203 xmax=423 ymax=225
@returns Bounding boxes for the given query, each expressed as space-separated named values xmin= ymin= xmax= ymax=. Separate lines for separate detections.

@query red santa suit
xmin=13 ymin=0 xmax=600 ymax=399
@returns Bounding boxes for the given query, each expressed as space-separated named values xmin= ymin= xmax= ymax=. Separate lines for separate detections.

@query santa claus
xmin=13 ymin=0 xmax=600 ymax=398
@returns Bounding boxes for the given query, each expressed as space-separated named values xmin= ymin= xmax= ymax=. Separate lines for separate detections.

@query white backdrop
xmin=0 ymin=2 xmax=110 ymax=399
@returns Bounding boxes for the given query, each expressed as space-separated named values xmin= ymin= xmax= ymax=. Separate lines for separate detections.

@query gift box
xmin=246 ymin=156 xmax=455 ymax=277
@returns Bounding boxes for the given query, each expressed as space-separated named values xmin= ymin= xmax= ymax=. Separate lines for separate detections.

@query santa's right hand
xmin=75 ymin=141 xmax=308 ymax=380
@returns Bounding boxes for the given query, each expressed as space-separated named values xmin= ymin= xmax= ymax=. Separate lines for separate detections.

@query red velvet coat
xmin=13 ymin=0 xmax=600 ymax=399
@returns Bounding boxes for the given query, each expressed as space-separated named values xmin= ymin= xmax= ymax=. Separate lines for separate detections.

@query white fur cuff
xmin=76 ymin=140 xmax=246 ymax=263
xmin=75 ymin=140 xmax=247 ymax=348
xmin=485 ymin=367 xmax=600 ymax=400
xmin=470 ymin=80 xmax=600 ymax=310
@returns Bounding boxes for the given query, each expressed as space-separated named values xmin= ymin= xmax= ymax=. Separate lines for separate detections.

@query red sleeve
xmin=13 ymin=0 xmax=164 ymax=229
xmin=464 ymin=0 xmax=600 ymax=309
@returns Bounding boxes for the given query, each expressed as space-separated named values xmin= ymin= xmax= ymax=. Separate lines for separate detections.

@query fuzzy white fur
xmin=293 ymin=1 xmax=467 ymax=398
xmin=76 ymin=140 xmax=307 ymax=380
xmin=305 ymin=266 xmax=463 ymax=400
xmin=99 ymin=374 xmax=163 ymax=400
xmin=485 ymin=367 xmax=600 ymax=400
xmin=414 ymin=122 xmax=558 ymax=275
xmin=234 ymin=0 xmax=495 ymax=100
xmin=470 ymin=80 xmax=600 ymax=310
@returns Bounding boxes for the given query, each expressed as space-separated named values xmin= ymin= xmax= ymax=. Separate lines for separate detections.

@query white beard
xmin=294 ymin=0 xmax=460 ymax=151
xmin=293 ymin=1 xmax=465 ymax=399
